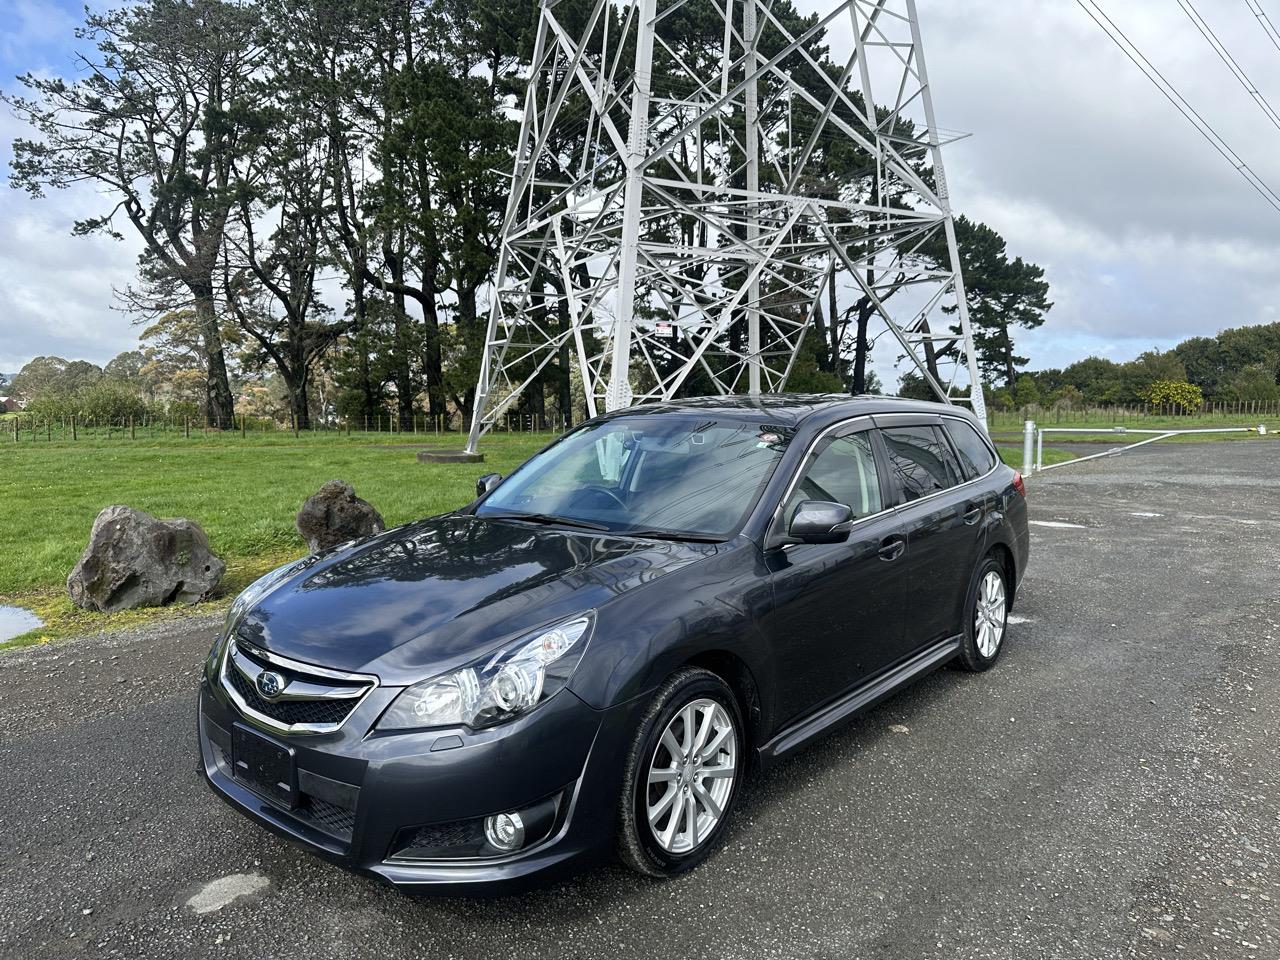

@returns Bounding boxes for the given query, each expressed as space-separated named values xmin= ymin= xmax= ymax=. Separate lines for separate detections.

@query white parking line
xmin=1028 ymin=520 xmax=1087 ymax=529
xmin=185 ymin=873 xmax=270 ymax=915
xmin=1007 ymin=614 xmax=1032 ymax=625
xmin=1130 ymin=512 xmax=1163 ymax=518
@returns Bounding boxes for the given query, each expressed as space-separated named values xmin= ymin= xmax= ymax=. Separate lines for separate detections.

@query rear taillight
xmin=1012 ymin=472 xmax=1027 ymax=498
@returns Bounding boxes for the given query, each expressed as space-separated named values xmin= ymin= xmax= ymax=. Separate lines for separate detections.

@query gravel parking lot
xmin=1 ymin=441 xmax=1277 ymax=959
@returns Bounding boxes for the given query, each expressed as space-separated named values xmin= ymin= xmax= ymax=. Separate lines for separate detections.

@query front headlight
xmin=376 ymin=615 xmax=594 ymax=731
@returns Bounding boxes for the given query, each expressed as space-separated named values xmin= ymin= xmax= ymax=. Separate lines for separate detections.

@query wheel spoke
xmin=660 ymin=727 xmax=681 ymax=761
xmin=648 ymin=767 xmax=678 ymax=784
xmin=648 ymin=784 xmax=678 ymax=825
xmin=680 ymin=704 xmax=697 ymax=755
xmin=700 ymin=724 xmax=731 ymax=761
xmin=701 ymin=762 xmax=735 ymax=779
xmin=693 ymin=782 xmax=722 ymax=819
xmin=659 ymin=795 xmax=682 ymax=848
xmin=692 ymin=705 xmax=715 ymax=754
xmin=685 ymin=793 xmax=698 ymax=849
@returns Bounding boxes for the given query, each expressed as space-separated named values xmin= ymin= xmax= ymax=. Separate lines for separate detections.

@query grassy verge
xmin=989 ymin=411 xmax=1279 ymax=443
xmin=0 ymin=432 xmax=555 ymax=648
xmin=996 ymin=445 xmax=1074 ymax=468
xmin=0 ymin=429 xmax=1095 ymax=650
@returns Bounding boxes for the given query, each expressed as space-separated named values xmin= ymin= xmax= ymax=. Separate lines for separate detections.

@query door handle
xmin=878 ymin=536 xmax=906 ymax=561
xmin=962 ymin=505 xmax=982 ymax=525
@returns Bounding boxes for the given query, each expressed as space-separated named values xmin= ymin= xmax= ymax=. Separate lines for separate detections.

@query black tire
xmin=955 ymin=554 xmax=1010 ymax=673
xmin=616 ymin=667 xmax=744 ymax=878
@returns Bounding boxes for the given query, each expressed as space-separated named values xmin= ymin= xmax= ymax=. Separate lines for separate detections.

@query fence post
xmin=71 ymin=415 xmax=77 ymax=441
xmin=1036 ymin=428 xmax=1044 ymax=472
xmin=129 ymin=416 xmax=135 ymax=440
xmin=1022 ymin=420 xmax=1035 ymax=476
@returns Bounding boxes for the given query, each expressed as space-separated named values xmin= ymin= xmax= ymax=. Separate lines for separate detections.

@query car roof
xmin=603 ymin=394 xmax=977 ymax=429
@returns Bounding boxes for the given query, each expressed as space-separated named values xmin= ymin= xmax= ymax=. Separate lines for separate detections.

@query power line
xmin=1179 ymin=0 xmax=1280 ymax=133
xmin=1242 ymin=0 xmax=1280 ymax=55
xmin=1075 ymin=0 xmax=1280 ymax=215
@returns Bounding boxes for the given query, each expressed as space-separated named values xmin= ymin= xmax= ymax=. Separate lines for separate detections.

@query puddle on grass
xmin=0 ymin=606 xmax=43 ymax=642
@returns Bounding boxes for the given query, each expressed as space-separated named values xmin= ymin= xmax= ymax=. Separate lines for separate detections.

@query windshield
xmin=476 ymin=416 xmax=794 ymax=539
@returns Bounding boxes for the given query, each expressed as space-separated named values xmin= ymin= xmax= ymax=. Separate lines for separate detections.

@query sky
xmin=2 ymin=0 xmax=1280 ymax=377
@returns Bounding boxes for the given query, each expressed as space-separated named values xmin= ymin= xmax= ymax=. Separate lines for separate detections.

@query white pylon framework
xmin=466 ymin=0 xmax=987 ymax=453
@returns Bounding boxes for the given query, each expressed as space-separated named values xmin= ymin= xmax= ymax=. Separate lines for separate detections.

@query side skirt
xmin=756 ymin=635 xmax=963 ymax=767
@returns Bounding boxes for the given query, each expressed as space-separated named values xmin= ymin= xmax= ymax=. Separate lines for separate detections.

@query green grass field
xmin=0 ymin=432 xmax=555 ymax=646
xmin=0 ymin=427 xmax=1087 ymax=647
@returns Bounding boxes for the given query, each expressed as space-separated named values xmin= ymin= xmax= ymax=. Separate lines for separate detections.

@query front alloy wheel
xmin=645 ymin=698 xmax=737 ymax=854
xmin=618 ymin=668 xmax=743 ymax=877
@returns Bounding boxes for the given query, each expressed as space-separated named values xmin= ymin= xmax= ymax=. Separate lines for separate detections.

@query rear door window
xmin=880 ymin=425 xmax=963 ymax=502
xmin=944 ymin=418 xmax=998 ymax=479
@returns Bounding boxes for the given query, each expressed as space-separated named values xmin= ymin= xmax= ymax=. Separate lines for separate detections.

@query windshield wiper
xmin=617 ymin=529 xmax=725 ymax=544
xmin=481 ymin=512 xmax=612 ymax=532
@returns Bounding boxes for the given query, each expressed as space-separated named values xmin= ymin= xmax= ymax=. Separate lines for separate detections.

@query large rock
xmin=296 ymin=480 xmax=385 ymax=553
xmin=67 ymin=506 xmax=226 ymax=612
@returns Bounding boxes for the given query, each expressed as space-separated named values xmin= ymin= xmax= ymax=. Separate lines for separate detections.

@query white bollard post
xmin=1036 ymin=428 xmax=1044 ymax=472
xmin=1023 ymin=420 xmax=1035 ymax=476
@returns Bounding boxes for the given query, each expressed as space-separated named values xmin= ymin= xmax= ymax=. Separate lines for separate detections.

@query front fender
xmin=568 ymin=542 xmax=775 ymax=722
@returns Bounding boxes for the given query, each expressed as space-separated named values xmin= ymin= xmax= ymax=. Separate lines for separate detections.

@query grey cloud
xmin=4 ymin=1 xmax=1280 ymax=374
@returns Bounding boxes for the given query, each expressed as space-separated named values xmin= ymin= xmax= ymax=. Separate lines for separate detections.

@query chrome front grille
xmin=219 ymin=639 xmax=377 ymax=734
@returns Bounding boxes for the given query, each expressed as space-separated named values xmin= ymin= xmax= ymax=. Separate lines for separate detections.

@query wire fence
xmin=5 ymin=399 xmax=1279 ymax=444
xmin=1 ymin=411 xmax=572 ymax=443
xmin=988 ymin=399 xmax=1280 ymax=430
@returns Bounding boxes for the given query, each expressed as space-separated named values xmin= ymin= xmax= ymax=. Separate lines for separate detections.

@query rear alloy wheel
xmin=618 ymin=668 xmax=743 ymax=877
xmin=957 ymin=556 xmax=1009 ymax=672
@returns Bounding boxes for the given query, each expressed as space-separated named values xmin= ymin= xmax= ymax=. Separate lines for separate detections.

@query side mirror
xmin=475 ymin=473 xmax=503 ymax=498
xmin=787 ymin=500 xmax=853 ymax=544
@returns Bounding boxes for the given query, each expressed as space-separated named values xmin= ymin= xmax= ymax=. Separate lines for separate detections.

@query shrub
xmin=1138 ymin=378 xmax=1203 ymax=413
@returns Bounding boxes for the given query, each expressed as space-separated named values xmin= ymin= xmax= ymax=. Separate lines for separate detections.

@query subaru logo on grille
xmin=256 ymin=670 xmax=286 ymax=700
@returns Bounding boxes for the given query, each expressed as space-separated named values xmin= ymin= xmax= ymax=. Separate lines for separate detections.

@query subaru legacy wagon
xmin=198 ymin=395 xmax=1029 ymax=892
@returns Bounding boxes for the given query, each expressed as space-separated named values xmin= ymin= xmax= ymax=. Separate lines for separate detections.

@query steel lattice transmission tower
xmin=465 ymin=0 xmax=986 ymax=453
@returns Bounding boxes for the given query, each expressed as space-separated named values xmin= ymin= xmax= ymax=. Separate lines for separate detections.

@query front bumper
xmin=198 ymin=673 xmax=636 ymax=894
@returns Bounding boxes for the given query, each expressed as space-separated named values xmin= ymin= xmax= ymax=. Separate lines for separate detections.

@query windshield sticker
xmin=755 ymin=426 xmax=793 ymax=450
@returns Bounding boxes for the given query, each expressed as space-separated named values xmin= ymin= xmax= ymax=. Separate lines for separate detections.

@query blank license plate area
xmin=232 ymin=725 xmax=297 ymax=809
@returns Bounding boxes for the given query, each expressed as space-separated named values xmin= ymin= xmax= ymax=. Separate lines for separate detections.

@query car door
xmin=874 ymin=417 xmax=980 ymax=652
xmin=761 ymin=422 xmax=910 ymax=726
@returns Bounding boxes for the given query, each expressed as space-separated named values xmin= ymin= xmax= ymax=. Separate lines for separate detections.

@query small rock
xmin=888 ymin=724 xmax=910 ymax=735
xmin=295 ymin=480 xmax=384 ymax=553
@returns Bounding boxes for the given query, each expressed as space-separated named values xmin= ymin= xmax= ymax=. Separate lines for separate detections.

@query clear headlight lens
xmin=377 ymin=615 xmax=593 ymax=731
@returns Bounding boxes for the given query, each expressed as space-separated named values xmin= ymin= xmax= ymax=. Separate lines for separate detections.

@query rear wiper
xmin=482 ymin=512 xmax=612 ymax=532
xmin=618 ymin=529 xmax=725 ymax=544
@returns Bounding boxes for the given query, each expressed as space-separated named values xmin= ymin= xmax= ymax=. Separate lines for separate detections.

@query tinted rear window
xmin=881 ymin=425 xmax=963 ymax=501
xmin=945 ymin=419 xmax=997 ymax=479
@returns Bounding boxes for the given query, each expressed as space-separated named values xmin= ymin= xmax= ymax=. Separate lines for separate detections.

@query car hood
xmin=233 ymin=514 xmax=718 ymax=685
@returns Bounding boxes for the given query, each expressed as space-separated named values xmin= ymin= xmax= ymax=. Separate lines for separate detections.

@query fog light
xmin=484 ymin=811 xmax=526 ymax=852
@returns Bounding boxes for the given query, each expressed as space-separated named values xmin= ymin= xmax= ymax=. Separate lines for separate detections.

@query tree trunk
xmin=350 ymin=275 xmax=379 ymax=418
xmin=194 ymin=289 xmax=235 ymax=425
xmin=851 ymin=299 xmax=873 ymax=394
xmin=456 ymin=282 xmax=483 ymax=428
xmin=1002 ymin=325 xmax=1017 ymax=389
xmin=290 ymin=379 xmax=311 ymax=431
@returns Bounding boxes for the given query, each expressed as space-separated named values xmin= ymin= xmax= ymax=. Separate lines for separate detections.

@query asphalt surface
xmin=2 ymin=442 xmax=1278 ymax=959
